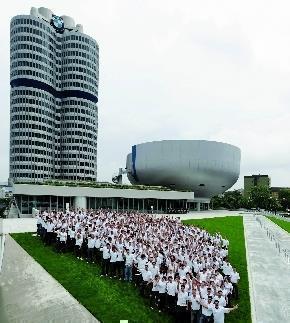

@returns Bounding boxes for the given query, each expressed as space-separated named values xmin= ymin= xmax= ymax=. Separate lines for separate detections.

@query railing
xmin=254 ymin=213 xmax=290 ymax=265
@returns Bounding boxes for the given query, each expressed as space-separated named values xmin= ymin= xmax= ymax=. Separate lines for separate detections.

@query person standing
xmin=75 ymin=233 xmax=83 ymax=259
xmin=188 ymin=289 xmax=201 ymax=323
xmin=166 ymin=276 xmax=177 ymax=314
xmin=211 ymin=300 xmax=238 ymax=323
xmin=100 ymin=243 xmax=111 ymax=276
xmin=116 ymin=247 xmax=124 ymax=280
xmin=140 ymin=264 xmax=152 ymax=297
xmin=200 ymin=296 xmax=214 ymax=323
xmin=124 ymin=248 xmax=134 ymax=282
xmin=230 ymin=268 xmax=240 ymax=299
xmin=87 ymin=234 xmax=95 ymax=263
xmin=109 ymin=246 xmax=118 ymax=278
xmin=59 ymin=228 xmax=67 ymax=253
xmin=157 ymin=276 xmax=167 ymax=312
xmin=175 ymin=284 xmax=189 ymax=323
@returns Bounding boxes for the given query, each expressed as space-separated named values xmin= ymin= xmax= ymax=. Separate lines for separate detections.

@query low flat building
xmin=12 ymin=182 xmax=210 ymax=217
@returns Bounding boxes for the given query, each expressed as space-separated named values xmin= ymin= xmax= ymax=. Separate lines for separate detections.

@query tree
xmin=249 ymin=185 xmax=271 ymax=210
xmin=211 ymin=190 xmax=243 ymax=210
xmin=278 ymin=189 xmax=290 ymax=211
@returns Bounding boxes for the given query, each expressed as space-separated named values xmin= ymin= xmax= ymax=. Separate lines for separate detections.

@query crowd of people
xmin=37 ymin=209 xmax=240 ymax=323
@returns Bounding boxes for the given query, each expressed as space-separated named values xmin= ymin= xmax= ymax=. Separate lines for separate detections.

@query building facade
xmin=126 ymin=140 xmax=241 ymax=198
xmin=10 ymin=7 xmax=99 ymax=183
xmin=244 ymin=174 xmax=271 ymax=197
xmin=12 ymin=183 xmax=200 ymax=216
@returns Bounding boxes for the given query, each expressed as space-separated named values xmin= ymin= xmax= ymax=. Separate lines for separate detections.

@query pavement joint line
xmin=243 ymin=215 xmax=257 ymax=323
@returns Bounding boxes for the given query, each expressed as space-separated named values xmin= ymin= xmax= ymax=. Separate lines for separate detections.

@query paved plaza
xmin=0 ymin=235 xmax=98 ymax=323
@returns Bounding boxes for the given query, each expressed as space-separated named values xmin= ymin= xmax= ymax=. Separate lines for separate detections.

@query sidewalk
xmin=0 ymin=235 xmax=98 ymax=323
xmin=243 ymin=214 xmax=290 ymax=323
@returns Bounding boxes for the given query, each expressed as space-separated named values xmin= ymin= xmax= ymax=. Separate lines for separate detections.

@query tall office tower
xmin=10 ymin=7 xmax=99 ymax=183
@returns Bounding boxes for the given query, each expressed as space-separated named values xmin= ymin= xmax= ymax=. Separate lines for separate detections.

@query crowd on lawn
xmin=37 ymin=209 xmax=240 ymax=323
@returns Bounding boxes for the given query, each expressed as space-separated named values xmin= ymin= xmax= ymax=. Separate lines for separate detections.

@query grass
xmin=12 ymin=216 xmax=251 ymax=323
xmin=11 ymin=233 xmax=172 ymax=323
xmin=183 ymin=216 xmax=251 ymax=323
xmin=267 ymin=216 xmax=290 ymax=233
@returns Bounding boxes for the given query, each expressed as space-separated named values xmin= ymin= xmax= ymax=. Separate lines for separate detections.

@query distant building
xmin=271 ymin=187 xmax=290 ymax=199
xmin=244 ymin=174 xmax=271 ymax=197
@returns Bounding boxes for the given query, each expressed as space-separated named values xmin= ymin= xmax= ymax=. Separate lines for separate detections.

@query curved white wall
xmin=126 ymin=140 xmax=241 ymax=198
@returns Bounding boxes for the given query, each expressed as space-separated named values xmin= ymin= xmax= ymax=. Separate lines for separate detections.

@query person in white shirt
xmin=46 ymin=219 xmax=55 ymax=245
xmin=166 ymin=276 xmax=177 ymax=313
xmin=59 ymin=228 xmax=67 ymax=253
xmin=87 ymin=234 xmax=95 ymax=263
xmin=109 ymin=245 xmax=118 ymax=278
xmin=157 ymin=276 xmax=167 ymax=312
xmin=230 ymin=268 xmax=240 ymax=299
xmin=214 ymin=290 xmax=227 ymax=307
xmin=94 ymin=235 xmax=101 ymax=262
xmin=200 ymin=296 xmax=214 ymax=323
xmin=178 ymin=263 xmax=187 ymax=279
xmin=140 ymin=265 xmax=152 ymax=297
xmin=176 ymin=283 xmax=189 ymax=322
xmin=222 ymin=260 xmax=232 ymax=276
xmin=188 ymin=289 xmax=201 ymax=323
xmin=211 ymin=300 xmax=238 ymax=323
xmin=150 ymin=274 xmax=160 ymax=309
xmin=100 ymin=243 xmax=111 ymax=276
xmin=75 ymin=232 xmax=83 ymax=259
xmin=116 ymin=248 xmax=124 ymax=280
xmin=124 ymin=249 xmax=134 ymax=282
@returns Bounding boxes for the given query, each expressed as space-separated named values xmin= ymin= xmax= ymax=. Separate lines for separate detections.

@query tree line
xmin=211 ymin=186 xmax=290 ymax=212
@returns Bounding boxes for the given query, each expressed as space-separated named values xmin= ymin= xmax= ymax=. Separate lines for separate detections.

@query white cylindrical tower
xmin=9 ymin=8 xmax=99 ymax=183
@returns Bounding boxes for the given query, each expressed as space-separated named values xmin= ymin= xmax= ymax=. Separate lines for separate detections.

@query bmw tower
xmin=10 ymin=7 xmax=99 ymax=183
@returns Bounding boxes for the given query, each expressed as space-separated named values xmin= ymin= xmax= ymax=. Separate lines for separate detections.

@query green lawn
xmin=12 ymin=233 xmax=172 ymax=323
xmin=267 ymin=216 xmax=290 ymax=233
xmin=183 ymin=216 xmax=251 ymax=323
xmin=12 ymin=216 xmax=250 ymax=323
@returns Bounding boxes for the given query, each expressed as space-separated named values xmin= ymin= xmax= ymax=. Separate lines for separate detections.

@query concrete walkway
xmin=0 ymin=235 xmax=98 ymax=323
xmin=243 ymin=214 xmax=290 ymax=323
xmin=177 ymin=210 xmax=242 ymax=220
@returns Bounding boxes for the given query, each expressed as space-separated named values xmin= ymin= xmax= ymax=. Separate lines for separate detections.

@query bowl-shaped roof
xmin=126 ymin=140 xmax=241 ymax=198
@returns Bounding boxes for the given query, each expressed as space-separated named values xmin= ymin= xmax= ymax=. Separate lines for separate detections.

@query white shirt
xmin=149 ymin=265 xmax=160 ymax=277
xmin=116 ymin=251 xmax=123 ymax=261
xmin=101 ymin=247 xmax=111 ymax=260
xmin=141 ymin=270 xmax=153 ymax=282
xmin=189 ymin=294 xmax=201 ymax=310
xmin=166 ymin=281 xmax=177 ymax=296
xmin=87 ymin=238 xmax=95 ymax=249
xmin=212 ymin=306 xmax=230 ymax=323
xmin=201 ymin=302 xmax=213 ymax=316
xmin=222 ymin=263 xmax=232 ymax=276
xmin=47 ymin=223 xmax=54 ymax=232
xmin=199 ymin=271 xmax=208 ymax=282
xmin=177 ymin=291 xmax=189 ymax=306
xmin=60 ymin=232 xmax=67 ymax=242
xmin=230 ymin=272 xmax=240 ymax=284
xmin=157 ymin=281 xmax=167 ymax=293
xmin=110 ymin=251 xmax=118 ymax=262
xmin=137 ymin=258 xmax=147 ymax=271
xmin=75 ymin=237 xmax=83 ymax=246
xmin=125 ymin=253 xmax=134 ymax=266
xmin=94 ymin=238 xmax=101 ymax=249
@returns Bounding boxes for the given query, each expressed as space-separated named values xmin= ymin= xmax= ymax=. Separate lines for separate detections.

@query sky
xmin=0 ymin=0 xmax=290 ymax=189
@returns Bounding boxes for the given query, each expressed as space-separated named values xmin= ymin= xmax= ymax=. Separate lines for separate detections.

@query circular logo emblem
xmin=51 ymin=15 xmax=64 ymax=33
